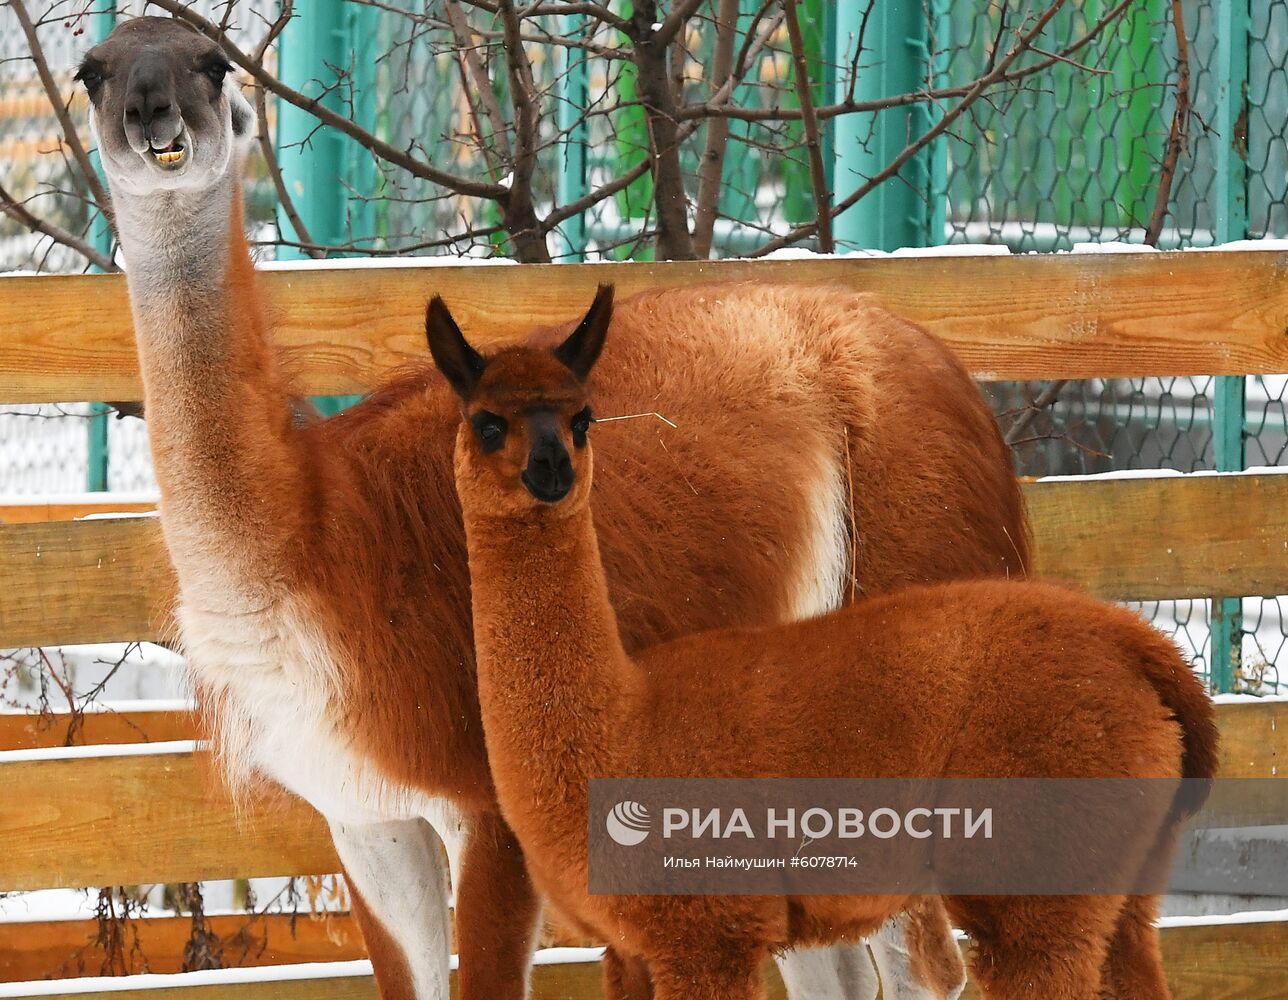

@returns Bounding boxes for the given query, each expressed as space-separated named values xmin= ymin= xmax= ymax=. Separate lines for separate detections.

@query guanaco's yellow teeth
xmin=153 ymin=148 xmax=186 ymax=165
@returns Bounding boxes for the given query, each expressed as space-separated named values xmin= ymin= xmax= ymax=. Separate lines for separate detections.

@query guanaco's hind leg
xmin=1099 ymin=895 xmax=1171 ymax=999
xmin=775 ymin=943 xmax=879 ymax=1000
xmin=870 ymin=902 xmax=967 ymax=1000
xmin=330 ymin=818 xmax=452 ymax=1000
xmin=453 ymin=810 xmax=544 ymax=1000
xmin=950 ymin=896 xmax=1121 ymax=1000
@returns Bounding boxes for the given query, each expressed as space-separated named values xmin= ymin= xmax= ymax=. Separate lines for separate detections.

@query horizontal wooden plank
xmin=0 ymin=972 xmax=379 ymax=1000
xmin=0 ymin=709 xmax=196 ymax=751
xmin=1027 ymin=472 xmax=1288 ymax=601
xmin=4 ymin=252 xmax=1288 ymax=405
xmin=0 ymin=913 xmax=363 ymax=982
xmin=1217 ymin=701 xmax=1287 ymax=780
xmin=3 ymin=920 xmax=1284 ymax=999
xmin=0 ymin=750 xmax=338 ymax=892
xmin=0 ymin=700 xmax=1280 ymax=891
xmin=0 ymin=516 xmax=173 ymax=648
xmin=4 ymin=473 xmax=1285 ymax=649
xmin=960 ymin=918 xmax=1288 ymax=1000
xmin=0 ymin=500 xmax=156 ymax=524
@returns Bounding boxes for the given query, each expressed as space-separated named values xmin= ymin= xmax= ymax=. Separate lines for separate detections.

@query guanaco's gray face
xmin=76 ymin=16 xmax=253 ymax=197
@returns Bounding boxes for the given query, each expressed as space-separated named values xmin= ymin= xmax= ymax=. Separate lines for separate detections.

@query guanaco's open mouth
xmin=148 ymin=135 xmax=187 ymax=168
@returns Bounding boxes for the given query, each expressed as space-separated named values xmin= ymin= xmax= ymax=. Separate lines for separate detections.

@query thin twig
xmin=653 ymin=0 xmax=708 ymax=48
xmin=1145 ymin=0 xmax=1190 ymax=247
xmin=843 ymin=425 xmax=859 ymax=603
xmin=10 ymin=0 xmax=113 ymax=219
xmin=254 ymin=82 xmax=323 ymax=258
xmin=752 ymin=0 xmax=1076 ymax=256
xmin=443 ymin=0 xmax=513 ymax=172
xmin=595 ymin=411 xmax=679 ymax=428
xmin=692 ymin=0 xmax=740 ymax=258
xmin=496 ymin=0 xmax=551 ymax=261
xmin=783 ymin=0 xmax=832 ymax=253
xmin=683 ymin=0 xmax=1135 ymax=124
xmin=0 ymin=180 xmax=115 ymax=272
xmin=145 ymin=0 xmax=506 ymax=201
xmin=1005 ymin=378 xmax=1067 ymax=446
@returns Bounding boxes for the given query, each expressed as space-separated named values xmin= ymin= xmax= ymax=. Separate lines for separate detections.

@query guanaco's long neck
xmin=113 ymin=178 xmax=310 ymax=596
xmin=463 ymin=499 xmax=631 ymax=829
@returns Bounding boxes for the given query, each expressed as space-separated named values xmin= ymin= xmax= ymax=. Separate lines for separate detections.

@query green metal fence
xmin=0 ymin=0 xmax=1285 ymax=694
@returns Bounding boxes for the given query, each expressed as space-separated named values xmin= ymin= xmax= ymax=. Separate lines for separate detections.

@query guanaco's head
xmin=427 ymin=285 xmax=613 ymax=518
xmin=76 ymin=16 xmax=254 ymax=198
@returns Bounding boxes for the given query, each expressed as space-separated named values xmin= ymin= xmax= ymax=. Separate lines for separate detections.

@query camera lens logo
xmin=606 ymin=801 xmax=651 ymax=846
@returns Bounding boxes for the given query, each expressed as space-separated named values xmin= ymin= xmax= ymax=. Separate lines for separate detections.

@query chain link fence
xmin=0 ymin=0 xmax=1284 ymax=693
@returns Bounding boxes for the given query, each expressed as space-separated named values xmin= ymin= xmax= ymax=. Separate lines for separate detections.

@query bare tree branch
xmin=443 ymin=0 xmax=513 ymax=173
xmin=692 ymin=0 xmax=740 ymax=258
xmin=629 ymin=0 xmax=697 ymax=260
xmin=1005 ymin=378 xmax=1067 ymax=446
xmin=1145 ymin=0 xmax=1191 ymax=248
xmin=10 ymin=0 xmax=113 ymax=224
xmin=254 ymin=82 xmax=322 ymax=258
xmin=1 ymin=0 xmax=1150 ymax=269
xmin=752 ymin=0 xmax=1076 ymax=256
xmin=0 ymin=181 xmax=115 ymax=272
xmin=783 ymin=0 xmax=832 ymax=253
xmin=496 ymin=0 xmax=551 ymax=262
xmin=682 ymin=0 xmax=1135 ymax=124
xmin=145 ymin=0 xmax=506 ymax=201
xmin=653 ymin=0 xmax=708 ymax=49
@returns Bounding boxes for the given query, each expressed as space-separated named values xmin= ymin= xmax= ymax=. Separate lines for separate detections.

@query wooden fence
xmin=1 ymin=252 xmax=1286 ymax=998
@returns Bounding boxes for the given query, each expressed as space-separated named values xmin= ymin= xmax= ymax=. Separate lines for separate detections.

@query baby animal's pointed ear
xmin=426 ymin=296 xmax=487 ymax=398
xmin=554 ymin=283 xmax=614 ymax=382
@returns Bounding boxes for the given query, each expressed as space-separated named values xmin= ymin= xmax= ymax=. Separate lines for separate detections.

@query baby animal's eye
xmin=471 ymin=411 xmax=508 ymax=453
xmin=571 ymin=407 xmax=593 ymax=447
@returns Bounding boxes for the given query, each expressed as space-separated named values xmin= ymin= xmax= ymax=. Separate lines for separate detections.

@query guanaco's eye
xmin=203 ymin=56 xmax=232 ymax=87
xmin=471 ymin=411 xmax=507 ymax=453
xmin=74 ymin=63 xmax=105 ymax=97
xmin=571 ymin=407 xmax=593 ymax=447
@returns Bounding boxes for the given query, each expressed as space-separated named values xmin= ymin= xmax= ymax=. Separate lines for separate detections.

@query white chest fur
xmin=178 ymin=593 xmax=455 ymax=836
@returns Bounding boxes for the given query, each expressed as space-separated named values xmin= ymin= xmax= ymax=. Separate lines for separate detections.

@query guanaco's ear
xmin=426 ymin=296 xmax=487 ymax=399
xmin=554 ymin=284 xmax=614 ymax=382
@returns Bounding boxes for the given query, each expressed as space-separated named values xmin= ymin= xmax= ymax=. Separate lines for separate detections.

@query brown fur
xmin=442 ymin=311 xmax=1219 ymax=1000
xmin=144 ymin=188 xmax=1028 ymax=996
xmin=293 ymin=282 xmax=1025 ymax=993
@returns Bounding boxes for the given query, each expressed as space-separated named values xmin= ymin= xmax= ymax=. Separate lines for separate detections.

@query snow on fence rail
xmin=1 ymin=254 xmax=1287 ymax=995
